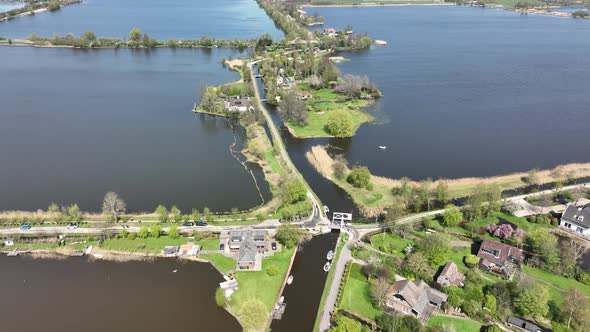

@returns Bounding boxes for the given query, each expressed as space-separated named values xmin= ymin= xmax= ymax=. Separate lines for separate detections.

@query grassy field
xmin=369 ymin=232 xmax=414 ymax=257
xmin=310 ymin=0 xmax=442 ymax=5
xmin=200 ymin=253 xmax=236 ymax=273
xmin=100 ymin=236 xmax=188 ymax=254
xmin=339 ymin=263 xmax=384 ymax=321
xmin=427 ymin=315 xmax=482 ymax=332
xmin=230 ymin=247 xmax=295 ymax=313
xmin=287 ymin=86 xmax=374 ymax=138
xmin=523 ymin=265 xmax=590 ymax=304
xmin=195 ymin=238 xmax=220 ymax=250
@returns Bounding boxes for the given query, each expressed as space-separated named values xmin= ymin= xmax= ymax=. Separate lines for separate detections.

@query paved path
xmin=318 ymin=228 xmax=357 ymax=331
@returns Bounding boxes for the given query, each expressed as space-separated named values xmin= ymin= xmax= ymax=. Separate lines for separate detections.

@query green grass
xmin=7 ymin=242 xmax=60 ymax=250
xmin=523 ymin=266 xmax=590 ymax=300
xmin=369 ymin=232 xmax=414 ymax=257
xmin=492 ymin=0 xmax=543 ymax=8
xmin=265 ymin=149 xmax=284 ymax=176
xmin=310 ymin=0 xmax=441 ymax=4
xmin=449 ymin=247 xmax=472 ymax=272
xmin=200 ymin=253 xmax=236 ymax=273
xmin=339 ymin=263 xmax=384 ymax=321
xmin=100 ymin=236 xmax=188 ymax=254
xmin=195 ymin=238 xmax=220 ymax=251
xmin=313 ymin=234 xmax=345 ymax=332
xmin=230 ymin=247 xmax=295 ymax=313
xmin=427 ymin=315 xmax=482 ymax=332
xmin=471 ymin=212 xmax=552 ymax=232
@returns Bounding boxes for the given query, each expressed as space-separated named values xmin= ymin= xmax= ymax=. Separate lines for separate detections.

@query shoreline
xmin=303 ymin=3 xmax=456 ymax=8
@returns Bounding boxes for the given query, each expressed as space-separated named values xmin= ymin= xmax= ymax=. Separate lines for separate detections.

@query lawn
xmin=195 ymin=238 xmax=220 ymax=250
xmin=230 ymin=247 xmax=295 ymax=313
xmin=200 ymin=253 xmax=236 ymax=273
xmin=339 ymin=263 xmax=383 ymax=321
xmin=100 ymin=236 xmax=188 ymax=254
xmin=471 ymin=212 xmax=552 ymax=232
xmin=523 ymin=265 xmax=590 ymax=304
xmin=369 ymin=232 xmax=414 ymax=257
xmin=427 ymin=315 xmax=482 ymax=332
xmin=448 ymin=247 xmax=472 ymax=272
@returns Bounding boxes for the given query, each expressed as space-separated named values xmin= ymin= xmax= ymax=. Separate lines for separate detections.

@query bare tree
xmin=102 ymin=192 xmax=126 ymax=222
xmin=563 ymin=288 xmax=590 ymax=329
xmin=370 ymin=276 xmax=391 ymax=308
xmin=565 ymin=238 xmax=589 ymax=264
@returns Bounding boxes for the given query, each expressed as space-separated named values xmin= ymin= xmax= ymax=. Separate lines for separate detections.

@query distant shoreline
xmin=303 ymin=3 xmax=455 ymax=8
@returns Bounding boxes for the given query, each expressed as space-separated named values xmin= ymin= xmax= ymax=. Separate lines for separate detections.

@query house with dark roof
xmin=385 ymin=279 xmax=448 ymax=322
xmin=224 ymin=96 xmax=254 ymax=113
xmin=507 ymin=316 xmax=543 ymax=332
xmin=227 ymin=230 xmax=268 ymax=254
xmin=560 ymin=203 xmax=590 ymax=238
xmin=477 ymin=239 xmax=523 ymax=279
xmin=237 ymin=237 xmax=257 ymax=270
xmin=436 ymin=262 xmax=465 ymax=287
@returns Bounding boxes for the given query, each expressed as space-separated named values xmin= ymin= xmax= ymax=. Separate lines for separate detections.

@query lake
xmin=0 ymin=0 xmax=283 ymax=40
xmin=302 ymin=6 xmax=590 ymax=180
xmin=0 ymin=255 xmax=242 ymax=332
xmin=0 ymin=47 xmax=270 ymax=213
xmin=0 ymin=1 xmax=24 ymax=13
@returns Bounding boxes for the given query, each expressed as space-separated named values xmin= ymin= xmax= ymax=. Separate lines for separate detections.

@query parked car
xmin=121 ymin=225 xmax=130 ymax=229
xmin=183 ymin=221 xmax=195 ymax=227
xmin=20 ymin=224 xmax=31 ymax=230
xmin=271 ymin=242 xmax=277 ymax=250
xmin=219 ymin=243 xmax=225 ymax=251
xmin=66 ymin=223 xmax=78 ymax=229
xmin=196 ymin=221 xmax=208 ymax=227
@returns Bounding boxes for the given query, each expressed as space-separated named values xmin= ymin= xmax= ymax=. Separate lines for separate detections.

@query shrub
xmin=128 ymin=232 xmax=137 ymax=240
xmin=572 ymin=10 xmax=589 ymax=18
xmin=215 ymin=287 xmax=226 ymax=307
xmin=138 ymin=226 xmax=149 ymax=239
xmin=168 ymin=225 xmax=180 ymax=239
xmin=346 ymin=166 xmax=371 ymax=189
xmin=119 ymin=229 xmax=129 ymax=239
xmin=150 ymin=225 xmax=161 ymax=238
xmin=465 ymin=254 xmax=480 ymax=268
xmin=266 ymin=264 xmax=279 ymax=276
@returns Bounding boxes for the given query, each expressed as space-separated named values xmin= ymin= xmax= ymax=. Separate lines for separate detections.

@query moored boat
xmin=287 ymin=275 xmax=293 ymax=285
xmin=323 ymin=262 xmax=331 ymax=272
xmin=326 ymin=250 xmax=334 ymax=261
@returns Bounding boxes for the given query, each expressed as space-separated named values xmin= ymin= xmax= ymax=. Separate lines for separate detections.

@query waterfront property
xmin=559 ymin=203 xmax=590 ymax=237
xmin=507 ymin=316 xmax=544 ymax=332
xmin=222 ymin=230 xmax=271 ymax=271
xmin=385 ymin=279 xmax=448 ymax=322
xmin=477 ymin=239 xmax=523 ymax=279
xmin=435 ymin=261 xmax=465 ymax=288
xmin=224 ymin=96 xmax=255 ymax=113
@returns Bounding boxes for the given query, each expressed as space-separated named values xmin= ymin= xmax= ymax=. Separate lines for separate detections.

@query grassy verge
xmin=195 ymin=238 xmax=220 ymax=250
xmin=200 ymin=253 xmax=236 ymax=273
xmin=427 ymin=315 xmax=483 ymax=332
xmin=523 ymin=265 xmax=590 ymax=303
xmin=100 ymin=236 xmax=188 ymax=255
xmin=230 ymin=247 xmax=295 ymax=317
xmin=313 ymin=234 xmax=344 ymax=332
xmin=339 ymin=263 xmax=383 ymax=320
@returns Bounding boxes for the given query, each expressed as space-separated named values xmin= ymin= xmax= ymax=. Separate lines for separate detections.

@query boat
xmin=379 ymin=146 xmax=387 ymax=150
xmin=287 ymin=275 xmax=294 ymax=285
xmin=279 ymin=296 xmax=285 ymax=304
xmin=326 ymin=250 xmax=334 ymax=261
xmin=323 ymin=262 xmax=331 ymax=272
xmin=172 ymin=269 xmax=178 ymax=273
xmin=323 ymin=205 xmax=329 ymax=213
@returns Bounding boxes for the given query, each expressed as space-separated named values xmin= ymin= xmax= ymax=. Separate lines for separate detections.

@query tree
xmin=560 ymin=238 xmax=588 ymax=272
xmin=377 ymin=314 xmax=421 ymax=332
xmin=238 ymin=300 xmax=267 ymax=331
xmin=129 ymin=27 xmax=142 ymax=43
xmin=524 ymin=168 xmax=541 ymax=189
xmin=282 ymin=180 xmax=307 ymax=204
xmin=405 ymin=252 xmax=431 ymax=279
xmin=464 ymin=184 xmax=487 ymax=221
xmin=416 ymin=179 xmax=433 ymax=211
xmin=64 ymin=204 xmax=82 ymax=222
xmin=562 ymin=288 xmax=590 ymax=330
xmin=436 ymin=181 xmax=449 ymax=206
xmin=102 ymin=192 xmax=126 ymax=222
xmin=526 ymin=229 xmax=560 ymax=269
xmin=155 ymin=205 xmax=168 ymax=223
xmin=330 ymin=315 xmax=369 ymax=332
xmin=47 ymin=1 xmax=60 ymax=11
xmin=514 ymin=284 xmax=550 ymax=318
xmin=325 ymin=109 xmax=354 ymax=138
xmin=371 ymin=276 xmax=392 ymax=308
xmin=82 ymin=31 xmax=97 ymax=42
xmin=168 ymin=225 xmax=180 ymax=239
xmin=442 ymin=204 xmax=463 ymax=227
xmin=333 ymin=161 xmax=346 ymax=180
xmin=275 ymin=223 xmax=303 ymax=248
xmin=483 ymin=325 xmax=503 ymax=332
xmin=347 ymin=166 xmax=371 ymax=189
xmin=279 ymin=90 xmax=307 ymax=126
xmin=384 ymin=199 xmax=407 ymax=232
xmin=416 ymin=233 xmax=451 ymax=266
xmin=392 ymin=177 xmax=413 ymax=204
xmin=191 ymin=208 xmax=201 ymax=222
xmin=483 ymin=294 xmax=497 ymax=313
xmin=170 ymin=206 xmax=181 ymax=223
xmin=150 ymin=225 xmax=161 ymax=238
xmin=138 ymin=226 xmax=149 ymax=238
xmin=318 ymin=57 xmax=340 ymax=86
xmin=465 ymin=254 xmax=480 ymax=268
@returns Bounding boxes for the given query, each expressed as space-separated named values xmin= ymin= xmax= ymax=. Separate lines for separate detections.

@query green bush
xmin=266 ymin=264 xmax=279 ymax=276
xmin=215 ymin=287 xmax=226 ymax=307
xmin=128 ymin=232 xmax=137 ymax=240
xmin=346 ymin=166 xmax=371 ymax=189
xmin=465 ymin=254 xmax=480 ymax=268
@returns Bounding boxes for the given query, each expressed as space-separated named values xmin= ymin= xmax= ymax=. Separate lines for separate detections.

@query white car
xmin=66 ymin=223 xmax=78 ymax=229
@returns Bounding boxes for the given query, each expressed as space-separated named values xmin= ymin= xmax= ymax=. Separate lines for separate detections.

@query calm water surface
xmin=0 ymin=0 xmax=283 ymax=39
xmin=0 ymin=47 xmax=270 ymax=212
xmin=0 ymin=255 xmax=241 ymax=332
xmin=303 ymin=6 xmax=590 ymax=180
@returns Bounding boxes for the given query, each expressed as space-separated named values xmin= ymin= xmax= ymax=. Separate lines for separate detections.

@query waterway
xmin=0 ymin=0 xmax=283 ymax=40
xmin=0 ymin=1 xmax=24 ymax=13
xmin=0 ymin=255 xmax=242 ymax=332
xmin=303 ymin=6 xmax=590 ymax=180
xmin=0 ymin=47 xmax=271 ymax=213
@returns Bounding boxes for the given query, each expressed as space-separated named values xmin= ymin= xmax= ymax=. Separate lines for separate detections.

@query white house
xmin=560 ymin=203 xmax=590 ymax=237
xmin=3 ymin=238 xmax=15 ymax=246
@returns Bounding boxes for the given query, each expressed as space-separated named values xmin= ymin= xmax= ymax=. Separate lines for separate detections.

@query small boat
xmin=324 ymin=205 xmax=329 ymax=213
xmin=326 ymin=250 xmax=334 ymax=261
xmin=172 ymin=269 xmax=178 ymax=273
xmin=287 ymin=275 xmax=294 ymax=285
xmin=279 ymin=296 xmax=285 ymax=304
xmin=379 ymin=146 xmax=387 ymax=150
xmin=323 ymin=262 xmax=331 ymax=272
